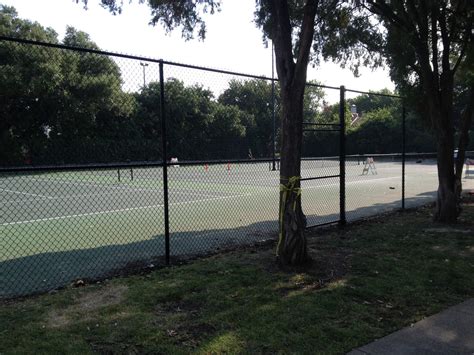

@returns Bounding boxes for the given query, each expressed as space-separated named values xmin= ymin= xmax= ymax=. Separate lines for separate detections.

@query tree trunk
xmin=276 ymin=85 xmax=308 ymax=265
xmin=435 ymin=136 xmax=457 ymax=222
xmin=454 ymin=87 xmax=474 ymax=202
xmin=432 ymin=99 xmax=457 ymax=222
xmin=268 ymin=0 xmax=317 ymax=266
xmin=425 ymin=67 xmax=458 ymax=222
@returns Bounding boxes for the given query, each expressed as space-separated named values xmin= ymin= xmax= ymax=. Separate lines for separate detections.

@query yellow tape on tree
xmin=276 ymin=176 xmax=301 ymax=255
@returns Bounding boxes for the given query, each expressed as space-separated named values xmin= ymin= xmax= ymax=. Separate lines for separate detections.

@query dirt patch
xmin=153 ymin=299 xmax=215 ymax=349
xmin=258 ymin=231 xmax=352 ymax=296
xmin=46 ymin=284 xmax=128 ymax=328
xmin=89 ymin=341 xmax=143 ymax=354
xmin=165 ymin=322 xmax=217 ymax=349
xmin=459 ymin=245 xmax=474 ymax=257
xmin=155 ymin=299 xmax=201 ymax=318
xmin=46 ymin=310 xmax=71 ymax=328
xmin=75 ymin=284 xmax=128 ymax=312
xmin=290 ymin=233 xmax=350 ymax=279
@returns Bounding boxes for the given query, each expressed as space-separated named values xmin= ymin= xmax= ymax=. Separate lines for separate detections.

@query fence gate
xmin=301 ymin=85 xmax=346 ymax=228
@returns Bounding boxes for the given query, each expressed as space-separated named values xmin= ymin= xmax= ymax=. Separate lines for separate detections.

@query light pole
xmin=140 ymin=62 xmax=149 ymax=87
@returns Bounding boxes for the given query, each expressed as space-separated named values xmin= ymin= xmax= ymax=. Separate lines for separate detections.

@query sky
xmin=2 ymin=0 xmax=395 ymax=102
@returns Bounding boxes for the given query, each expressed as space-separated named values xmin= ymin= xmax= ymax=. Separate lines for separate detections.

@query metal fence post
xmin=271 ymin=42 xmax=277 ymax=171
xmin=160 ymin=60 xmax=171 ymax=265
xmin=339 ymin=85 xmax=346 ymax=226
xmin=402 ymin=106 xmax=406 ymax=210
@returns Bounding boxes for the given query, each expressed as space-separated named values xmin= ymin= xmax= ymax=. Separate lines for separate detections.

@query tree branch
xmin=409 ymin=62 xmax=422 ymax=76
xmin=367 ymin=1 xmax=407 ymax=29
xmin=452 ymin=37 xmax=469 ymax=74
xmin=403 ymin=1 xmax=426 ymax=50
xmin=439 ymin=5 xmax=451 ymax=74
xmin=294 ymin=0 xmax=319 ymax=86
xmin=431 ymin=5 xmax=439 ymax=89
xmin=269 ymin=0 xmax=296 ymax=87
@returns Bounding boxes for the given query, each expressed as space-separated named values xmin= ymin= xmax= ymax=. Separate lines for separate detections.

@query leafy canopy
xmin=78 ymin=0 xmax=221 ymax=40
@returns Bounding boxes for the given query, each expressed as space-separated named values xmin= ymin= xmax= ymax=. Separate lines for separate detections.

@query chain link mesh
xmin=2 ymin=38 xmax=473 ymax=298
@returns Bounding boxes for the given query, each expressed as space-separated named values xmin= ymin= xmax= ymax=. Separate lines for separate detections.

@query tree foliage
xmin=78 ymin=0 xmax=221 ymax=40
xmin=350 ymin=0 xmax=474 ymax=222
xmin=0 ymin=6 xmax=137 ymax=164
xmin=0 ymin=5 xmax=61 ymax=164
xmin=219 ymin=79 xmax=277 ymax=157
xmin=3 ymin=4 xmax=460 ymax=168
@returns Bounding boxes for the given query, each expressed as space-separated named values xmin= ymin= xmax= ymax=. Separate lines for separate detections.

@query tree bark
xmin=434 ymin=133 xmax=457 ymax=222
xmin=430 ymin=91 xmax=458 ymax=222
xmin=269 ymin=0 xmax=318 ymax=265
xmin=276 ymin=85 xmax=307 ymax=265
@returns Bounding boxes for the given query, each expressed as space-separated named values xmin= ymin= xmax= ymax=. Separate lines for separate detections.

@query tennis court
xmin=1 ymin=156 xmax=472 ymax=297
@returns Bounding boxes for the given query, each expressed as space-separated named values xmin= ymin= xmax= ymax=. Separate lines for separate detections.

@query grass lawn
xmin=1 ymin=199 xmax=473 ymax=354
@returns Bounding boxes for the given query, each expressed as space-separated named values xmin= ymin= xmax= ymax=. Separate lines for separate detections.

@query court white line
xmin=0 ymin=198 xmax=41 ymax=205
xmin=1 ymin=174 xmax=425 ymax=226
xmin=0 ymin=191 xmax=133 ymax=206
xmin=348 ymin=176 xmax=400 ymax=184
xmin=30 ymin=177 xmax=222 ymax=198
xmin=0 ymin=188 xmax=54 ymax=199
xmin=0 ymin=192 xmax=251 ymax=226
xmin=304 ymin=176 xmax=400 ymax=189
xmin=228 ymin=171 xmax=414 ymax=186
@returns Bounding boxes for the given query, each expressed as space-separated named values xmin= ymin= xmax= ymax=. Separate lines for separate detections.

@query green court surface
xmin=1 ymin=158 xmax=472 ymax=297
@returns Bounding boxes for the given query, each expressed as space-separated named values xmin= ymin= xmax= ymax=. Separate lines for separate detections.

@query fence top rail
xmin=0 ymin=36 xmax=272 ymax=82
xmin=0 ymin=157 xmax=277 ymax=172
xmin=306 ymin=81 xmax=340 ymax=91
xmin=1 ymin=35 xmax=395 ymax=93
xmin=345 ymin=152 xmax=437 ymax=159
xmin=0 ymin=161 xmax=165 ymax=173
xmin=302 ymin=152 xmax=452 ymax=161
xmin=345 ymin=87 xmax=402 ymax=99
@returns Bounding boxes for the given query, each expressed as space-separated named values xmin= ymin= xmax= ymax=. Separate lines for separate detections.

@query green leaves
xmin=0 ymin=7 xmax=137 ymax=165
xmin=78 ymin=0 xmax=221 ymax=40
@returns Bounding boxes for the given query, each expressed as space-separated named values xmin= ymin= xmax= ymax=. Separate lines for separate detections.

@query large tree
xmin=236 ymin=1 xmax=368 ymax=264
xmin=219 ymin=79 xmax=276 ymax=158
xmin=0 ymin=6 xmax=139 ymax=165
xmin=136 ymin=78 xmax=248 ymax=160
xmin=81 ymin=0 xmax=370 ymax=264
xmin=0 ymin=5 xmax=62 ymax=165
xmin=219 ymin=79 xmax=324 ymax=159
xmin=357 ymin=0 xmax=473 ymax=222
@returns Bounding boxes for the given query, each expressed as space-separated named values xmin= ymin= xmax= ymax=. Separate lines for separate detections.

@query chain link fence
xmin=2 ymin=36 xmax=473 ymax=298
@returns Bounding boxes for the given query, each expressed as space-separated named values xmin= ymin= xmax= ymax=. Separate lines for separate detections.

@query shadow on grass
xmin=1 ymin=191 xmax=438 ymax=298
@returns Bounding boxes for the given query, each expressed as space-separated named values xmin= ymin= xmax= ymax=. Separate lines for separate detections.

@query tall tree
xmin=0 ymin=5 xmax=61 ymax=165
xmin=357 ymin=0 xmax=473 ymax=222
xmin=82 ymin=0 xmax=369 ymax=264
xmin=136 ymin=79 xmax=248 ymax=160
xmin=44 ymin=27 xmax=137 ymax=164
xmin=0 ymin=6 xmax=138 ymax=165
xmin=219 ymin=79 xmax=277 ymax=158
xmin=254 ymin=0 xmax=368 ymax=264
